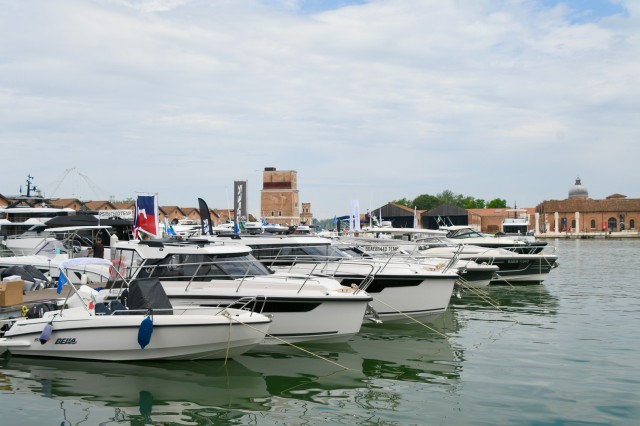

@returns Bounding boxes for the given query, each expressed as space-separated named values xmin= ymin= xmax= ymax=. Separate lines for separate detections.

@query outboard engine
xmin=26 ymin=302 xmax=58 ymax=319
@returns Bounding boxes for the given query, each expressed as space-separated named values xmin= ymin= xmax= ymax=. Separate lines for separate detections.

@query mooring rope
xmin=222 ymin=310 xmax=349 ymax=370
xmin=369 ymin=296 xmax=449 ymax=339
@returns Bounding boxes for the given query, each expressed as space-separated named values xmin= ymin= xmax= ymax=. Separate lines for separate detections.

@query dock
xmin=535 ymin=230 xmax=640 ymax=240
xmin=0 ymin=287 xmax=72 ymax=321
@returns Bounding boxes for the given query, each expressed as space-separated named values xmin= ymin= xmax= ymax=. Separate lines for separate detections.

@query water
xmin=1 ymin=239 xmax=639 ymax=425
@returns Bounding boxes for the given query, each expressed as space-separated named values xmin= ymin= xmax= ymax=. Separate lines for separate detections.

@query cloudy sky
xmin=1 ymin=0 xmax=637 ymax=219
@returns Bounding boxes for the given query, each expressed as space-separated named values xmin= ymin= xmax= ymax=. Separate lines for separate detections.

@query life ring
xmin=109 ymin=258 xmax=125 ymax=280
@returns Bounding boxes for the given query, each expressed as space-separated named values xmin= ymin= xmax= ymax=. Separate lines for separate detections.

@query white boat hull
xmin=101 ymin=276 xmax=372 ymax=345
xmin=162 ymin=282 xmax=370 ymax=345
xmin=0 ymin=307 xmax=270 ymax=361
xmin=363 ymin=275 xmax=457 ymax=323
xmin=284 ymin=262 xmax=458 ymax=323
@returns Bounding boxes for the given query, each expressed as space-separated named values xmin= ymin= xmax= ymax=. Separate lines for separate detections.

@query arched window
xmin=590 ymin=219 xmax=596 ymax=229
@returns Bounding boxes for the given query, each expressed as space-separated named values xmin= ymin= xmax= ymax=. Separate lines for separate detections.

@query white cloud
xmin=1 ymin=0 xmax=638 ymax=218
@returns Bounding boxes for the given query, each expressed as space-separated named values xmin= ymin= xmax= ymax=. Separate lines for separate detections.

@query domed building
xmin=535 ymin=177 xmax=640 ymax=235
xmin=568 ymin=177 xmax=589 ymax=200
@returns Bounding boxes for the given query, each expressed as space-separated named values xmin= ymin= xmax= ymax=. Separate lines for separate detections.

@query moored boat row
xmin=1 ymin=213 xmax=559 ymax=362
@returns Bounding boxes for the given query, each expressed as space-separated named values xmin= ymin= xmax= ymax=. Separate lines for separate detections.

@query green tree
xmin=437 ymin=190 xmax=458 ymax=205
xmin=412 ymin=194 xmax=440 ymax=210
xmin=393 ymin=198 xmax=413 ymax=208
xmin=486 ymin=198 xmax=507 ymax=208
xmin=461 ymin=196 xmax=486 ymax=209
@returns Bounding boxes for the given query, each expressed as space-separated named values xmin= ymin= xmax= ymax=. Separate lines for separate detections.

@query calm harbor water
xmin=1 ymin=239 xmax=639 ymax=425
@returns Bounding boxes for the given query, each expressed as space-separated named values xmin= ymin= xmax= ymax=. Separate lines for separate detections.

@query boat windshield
xmin=33 ymin=239 xmax=69 ymax=258
xmin=132 ymin=252 xmax=271 ymax=281
xmin=447 ymin=228 xmax=488 ymax=239
xmin=249 ymin=243 xmax=349 ymax=264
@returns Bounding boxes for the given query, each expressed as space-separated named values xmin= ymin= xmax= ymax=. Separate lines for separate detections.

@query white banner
xmin=98 ymin=209 xmax=134 ymax=219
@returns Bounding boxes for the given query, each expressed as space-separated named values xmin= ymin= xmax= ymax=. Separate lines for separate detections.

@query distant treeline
xmin=394 ymin=190 xmax=507 ymax=211
xmin=314 ymin=190 xmax=507 ymax=229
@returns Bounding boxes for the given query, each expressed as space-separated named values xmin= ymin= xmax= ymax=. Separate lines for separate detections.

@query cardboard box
xmin=0 ymin=280 xmax=24 ymax=306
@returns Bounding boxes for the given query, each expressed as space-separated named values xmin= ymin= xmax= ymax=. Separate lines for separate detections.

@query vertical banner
xmin=234 ymin=180 xmax=247 ymax=231
xmin=351 ymin=200 xmax=361 ymax=231
xmin=413 ymin=206 xmax=418 ymax=228
xmin=133 ymin=193 xmax=158 ymax=239
xmin=198 ymin=198 xmax=213 ymax=235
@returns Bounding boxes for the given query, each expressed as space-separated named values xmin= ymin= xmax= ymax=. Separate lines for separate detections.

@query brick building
xmin=260 ymin=167 xmax=301 ymax=226
xmin=535 ymin=178 xmax=639 ymax=234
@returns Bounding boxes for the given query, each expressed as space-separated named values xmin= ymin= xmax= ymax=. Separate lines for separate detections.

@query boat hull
xmin=285 ymin=262 xmax=458 ymax=323
xmin=0 ymin=309 xmax=270 ymax=361
xmin=162 ymin=289 xmax=371 ymax=345
xmin=101 ymin=277 xmax=373 ymax=345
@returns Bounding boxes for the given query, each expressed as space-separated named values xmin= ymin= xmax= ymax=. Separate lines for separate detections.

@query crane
xmin=47 ymin=168 xmax=76 ymax=198
xmin=78 ymin=172 xmax=108 ymax=200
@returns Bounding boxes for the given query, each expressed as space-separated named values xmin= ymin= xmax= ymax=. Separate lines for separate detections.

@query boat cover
xmin=45 ymin=215 xmax=133 ymax=228
xmin=127 ymin=277 xmax=173 ymax=314
xmin=0 ymin=264 xmax=50 ymax=283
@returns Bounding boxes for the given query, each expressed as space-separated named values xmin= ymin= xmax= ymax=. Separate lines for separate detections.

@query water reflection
xmin=0 ymin=357 xmax=269 ymax=424
xmin=0 ymin=311 xmax=465 ymax=424
xmin=452 ymin=284 xmax=559 ymax=316
xmin=237 ymin=308 xmax=463 ymax=402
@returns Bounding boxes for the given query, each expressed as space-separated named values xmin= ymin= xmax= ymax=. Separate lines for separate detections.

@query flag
xmin=164 ymin=217 xmax=176 ymax=237
xmin=333 ymin=215 xmax=337 ymax=225
xmin=133 ymin=194 xmax=158 ymax=239
xmin=198 ymin=197 xmax=213 ymax=235
xmin=261 ymin=216 xmax=267 ymax=225
xmin=233 ymin=222 xmax=240 ymax=234
xmin=413 ymin=206 xmax=418 ymax=228
xmin=19 ymin=185 xmax=22 ymax=194
xmin=56 ymin=271 xmax=68 ymax=294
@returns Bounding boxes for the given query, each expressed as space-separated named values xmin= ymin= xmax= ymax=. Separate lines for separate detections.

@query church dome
xmin=568 ymin=177 xmax=589 ymax=199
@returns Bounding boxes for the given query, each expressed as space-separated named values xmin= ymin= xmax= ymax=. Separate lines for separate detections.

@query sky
xmin=1 ymin=0 xmax=638 ymax=219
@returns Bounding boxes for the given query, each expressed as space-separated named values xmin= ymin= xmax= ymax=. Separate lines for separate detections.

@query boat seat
xmin=94 ymin=303 xmax=111 ymax=316
xmin=109 ymin=300 xmax=129 ymax=315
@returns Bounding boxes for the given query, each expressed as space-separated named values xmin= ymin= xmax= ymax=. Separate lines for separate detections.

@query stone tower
xmin=260 ymin=167 xmax=300 ymax=225
xmin=300 ymin=202 xmax=313 ymax=225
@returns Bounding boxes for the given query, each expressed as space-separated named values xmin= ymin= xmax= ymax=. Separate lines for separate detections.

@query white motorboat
xmin=205 ymin=234 xmax=459 ymax=323
xmin=94 ymin=239 xmax=372 ymax=345
xmin=414 ymin=235 xmax=559 ymax=285
xmin=262 ymin=223 xmax=289 ymax=234
xmin=0 ymin=206 xmax=75 ymax=239
xmin=441 ymin=225 xmax=548 ymax=254
xmin=243 ymin=221 xmax=264 ymax=234
xmin=0 ymin=258 xmax=272 ymax=361
xmin=334 ymin=238 xmax=498 ymax=289
xmin=2 ymin=225 xmax=113 ymax=257
xmin=499 ymin=208 xmax=533 ymax=237
xmin=0 ymin=237 xmax=110 ymax=284
xmin=1 ymin=224 xmax=50 ymax=255
xmin=167 ymin=218 xmax=201 ymax=237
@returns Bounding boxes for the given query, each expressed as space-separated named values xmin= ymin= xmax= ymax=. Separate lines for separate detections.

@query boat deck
xmin=1 ymin=287 xmax=77 ymax=320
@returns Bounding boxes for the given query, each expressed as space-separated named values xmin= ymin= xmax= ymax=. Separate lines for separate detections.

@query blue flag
xmin=56 ymin=271 xmax=68 ymax=294
xmin=333 ymin=215 xmax=337 ymax=225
